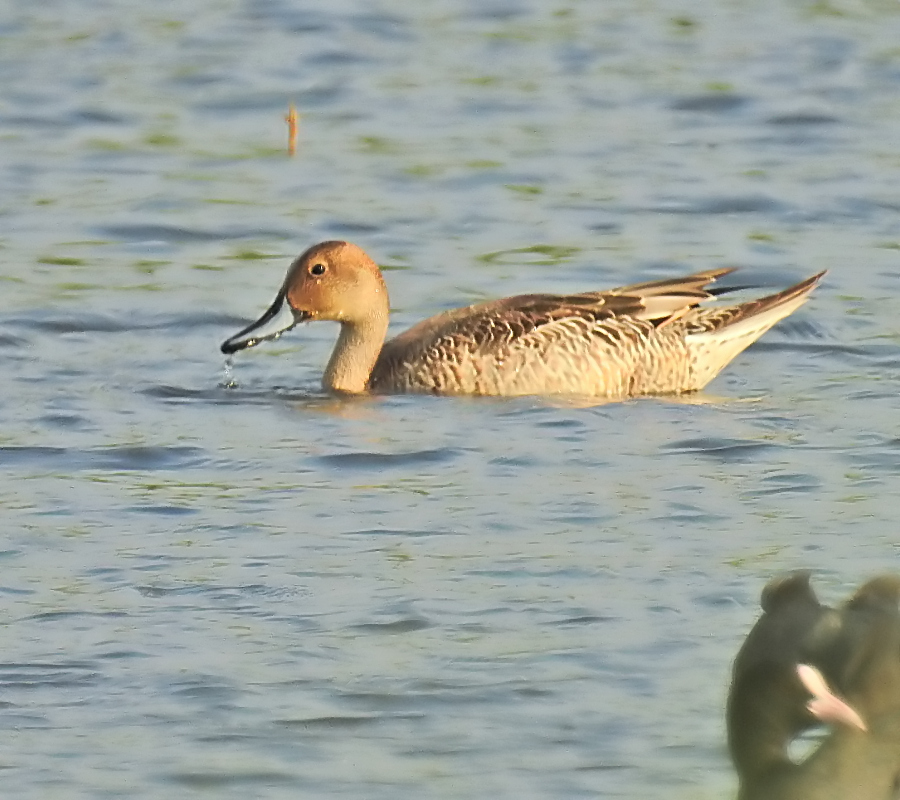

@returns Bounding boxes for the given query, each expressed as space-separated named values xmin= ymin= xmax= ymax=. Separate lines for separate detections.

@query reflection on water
xmin=1 ymin=1 xmax=900 ymax=798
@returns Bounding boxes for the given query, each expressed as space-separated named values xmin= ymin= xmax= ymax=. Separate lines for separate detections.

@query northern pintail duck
xmin=728 ymin=572 xmax=900 ymax=800
xmin=221 ymin=240 xmax=824 ymax=398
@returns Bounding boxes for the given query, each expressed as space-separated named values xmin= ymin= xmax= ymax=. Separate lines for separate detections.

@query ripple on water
xmin=670 ymin=93 xmax=750 ymax=113
xmin=145 ymin=383 xmax=333 ymax=405
xmin=641 ymin=194 xmax=786 ymax=215
xmin=755 ymin=471 xmax=822 ymax=496
xmin=170 ymin=769 xmax=297 ymax=789
xmin=126 ymin=504 xmax=198 ymax=517
xmin=352 ymin=617 xmax=431 ymax=634
xmin=315 ymin=448 xmax=459 ymax=470
xmin=194 ymin=83 xmax=344 ymax=111
xmin=98 ymin=224 xmax=292 ymax=244
xmin=0 ymin=661 xmax=98 ymax=689
xmin=37 ymin=413 xmax=93 ymax=431
xmin=766 ymin=112 xmax=841 ymax=126
xmin=26 ymin=609 xmax=127 ymax=623
xmin=7 ymin=310 xmax=232 ymax=334
xmin=135 ymin=583 xmax=309 ymax=604
xmin=661 ymin=437 xmax=775 ymax=463
xmin=341 ymin=528 xmax=460 ymax=538
xmin=0 ymin=332 xmax=28 ymax=347
xmin=0 ymin=445 xmax=206 ymax=471
xmin=275 ymin=713 xmax=423 ymax=730
xmin=847 ymin=436 xmax=900 ymax=476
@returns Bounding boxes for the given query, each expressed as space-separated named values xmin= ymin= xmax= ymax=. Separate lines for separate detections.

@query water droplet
xmin=222 ymin=356 xmax=237 ymax=388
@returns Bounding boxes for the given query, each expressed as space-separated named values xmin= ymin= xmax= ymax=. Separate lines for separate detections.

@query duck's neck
xmin=732 ymin=721 xmax=796 ymax=792
xmin=729 ymin=683 xmax=805 ymax=792
xmin=322 ymin=310 xmax=389 ymax=394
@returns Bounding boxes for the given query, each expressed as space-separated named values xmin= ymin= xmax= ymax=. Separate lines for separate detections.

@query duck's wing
xmin=379 ymin=267 xmax=735 ymax=361
xmin=603 ymin=267 xmax=736 ymax=321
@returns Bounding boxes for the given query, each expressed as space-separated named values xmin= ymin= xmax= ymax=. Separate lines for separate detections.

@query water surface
xmin=2 ymin=1 xmax=900 ymax=798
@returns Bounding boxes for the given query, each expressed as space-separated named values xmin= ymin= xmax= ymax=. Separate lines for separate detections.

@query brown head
xmin=221 ymin=240 xmax=389 ymax=355
xmin=282 ymin=241 xmax=388 ymax=325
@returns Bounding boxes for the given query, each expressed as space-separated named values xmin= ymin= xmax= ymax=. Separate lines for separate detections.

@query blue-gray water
xmin=2 ymin=1 xmax=900 ymax=797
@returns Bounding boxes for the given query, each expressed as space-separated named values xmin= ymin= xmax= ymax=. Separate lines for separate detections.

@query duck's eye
xmin=310 ymin=263 xmax=327 ymax=276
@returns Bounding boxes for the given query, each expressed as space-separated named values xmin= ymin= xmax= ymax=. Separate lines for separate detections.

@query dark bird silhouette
xmin=728 ymin=572 xmax=900 ymax=800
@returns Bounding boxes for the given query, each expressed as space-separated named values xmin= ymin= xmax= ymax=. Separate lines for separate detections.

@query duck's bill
xmin=796 ymin=664 xmax=868 ymax=732
xmin=221 ymin=292 xmax=307 ymax=354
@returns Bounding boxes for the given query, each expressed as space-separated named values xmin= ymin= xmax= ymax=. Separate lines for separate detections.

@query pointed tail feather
xmin=685 ymin=271 xmax=826 ymax=389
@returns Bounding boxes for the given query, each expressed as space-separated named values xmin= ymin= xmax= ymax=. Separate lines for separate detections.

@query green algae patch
xmin=144 ymin=132 xmax=181 ymax=147
xmin=357 ymin=136 xmax=402 ymax=155
xmin=478 ymin=245 xmax=581 ymax=266
xmin=38 ymin=256 xmax=86 ymax=266
xmin=229 ymin=250 xmax=281 ymax=261
xmin=505 ymin=184 xmax=543 ymax=196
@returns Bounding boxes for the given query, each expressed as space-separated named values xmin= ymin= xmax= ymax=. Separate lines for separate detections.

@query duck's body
xmin=728 ymin=573 xmax=900 ymax=800
xmin=221 ymin=240 xmax=824 ymax=398
xmin=747 ymin=713 xmax=900 ymax=800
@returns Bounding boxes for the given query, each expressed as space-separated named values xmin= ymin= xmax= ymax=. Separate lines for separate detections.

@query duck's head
xmin=221 ymin=240 xmax=388 ymax=354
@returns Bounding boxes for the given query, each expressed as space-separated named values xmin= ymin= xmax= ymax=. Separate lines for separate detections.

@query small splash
xmin=221 ymin=356 xmax=237 ymax=389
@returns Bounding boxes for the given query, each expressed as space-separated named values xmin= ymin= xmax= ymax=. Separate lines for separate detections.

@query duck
xmin=220 ymin=240 xmax=824 ymax=398
xmin=728 ymin=572 xmax=900 ymax=800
